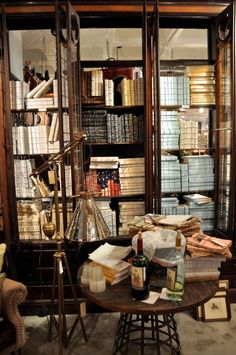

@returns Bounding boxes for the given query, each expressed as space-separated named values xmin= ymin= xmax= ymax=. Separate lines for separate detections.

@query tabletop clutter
xmin=79 ymin=213 xmax=232 ymax=302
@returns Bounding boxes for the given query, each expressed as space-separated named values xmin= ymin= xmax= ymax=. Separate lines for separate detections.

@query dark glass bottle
xmin=131 ymin=231 xmax=150 ymax=300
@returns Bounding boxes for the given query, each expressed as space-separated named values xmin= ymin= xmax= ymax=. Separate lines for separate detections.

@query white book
xmin=48 ymin=112 xmax=58 ymax=142
xmin=33 ymin=77 xmax=54 ymax=98
xmin=26 ymin=80 xmax=46 ymax=99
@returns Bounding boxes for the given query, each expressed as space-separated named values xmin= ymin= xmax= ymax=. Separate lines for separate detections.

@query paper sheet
xmin=141 ymin=291 xmax=160 ymax=304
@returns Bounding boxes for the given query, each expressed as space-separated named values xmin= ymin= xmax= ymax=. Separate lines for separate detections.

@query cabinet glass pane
xmin=215 ymin=41 xmax=232 ymax=232
xmin=80 ymin=28 xmax=142 ymax=60
xmin=160 ymin=29 xmax=208 ymax=60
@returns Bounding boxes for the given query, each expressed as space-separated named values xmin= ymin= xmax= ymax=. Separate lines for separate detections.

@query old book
xmin=91 ymin=260 xmax=131 ymax=279
xmin=105 ymin=271 xmax=130 ymax=286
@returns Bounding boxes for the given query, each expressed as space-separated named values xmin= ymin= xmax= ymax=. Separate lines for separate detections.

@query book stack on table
xmin=88 ymin=243 xmax=132 ymax=286
xmin=90 ymin=260 xmax=131 ymax=285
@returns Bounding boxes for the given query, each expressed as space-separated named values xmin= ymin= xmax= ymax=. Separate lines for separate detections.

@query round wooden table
xmin=79 ymin=277 xmax=218 ymax=355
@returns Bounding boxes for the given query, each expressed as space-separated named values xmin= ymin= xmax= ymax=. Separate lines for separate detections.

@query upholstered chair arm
xmin=1 ymin=278 xmax=28 ymax=350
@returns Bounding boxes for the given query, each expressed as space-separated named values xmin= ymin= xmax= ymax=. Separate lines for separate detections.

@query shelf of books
xmin=159 ymin=65 xmax=216 ymax=232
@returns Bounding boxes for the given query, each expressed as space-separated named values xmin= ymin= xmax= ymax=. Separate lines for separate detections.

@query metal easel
xmin=31 ymin=133 xmax=87 ymax=355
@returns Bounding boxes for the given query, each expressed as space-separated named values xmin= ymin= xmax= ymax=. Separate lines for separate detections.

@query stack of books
xmin=88 ymin=242 xmax=132 ymax=285
xmin=91 ymin=259 xmax=131 ymax=285
xmin=161 ymin=155 xmax=181 ymax=193
xmin=25 ymin=77 xmax=55 ymax=109
xmin=185 ymin=254 xmax=225 ymax=282
xmin=119 ymin=157 xmax=145 ymax=195
xmin=119 ymin=201 xmax=145 ymax=235
xmin=182 ymin=155 xmax=215 ymax=191
xmin=179 ymin=119 xmax=198 ymax=149
xmin=17 ymin=201 xmax=41 ymax=240
xmin=161 ymin=111 xmax=180 ymax=149
xmin=185 ymin=65 xmax=215 ymax=105
xmin=161 ymin=197 xmax=190 ymax=216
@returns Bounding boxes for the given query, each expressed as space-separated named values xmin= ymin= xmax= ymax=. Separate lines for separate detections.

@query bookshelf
xmin=80 ymin=64 xmax=146 ymax=236
xmin=2 ymin=3 xmax=83 ymax=243
xmin=1 ymin=0 xmax=236 ymax=308
xmin=157 ymin=65 xmax=216 ymax=232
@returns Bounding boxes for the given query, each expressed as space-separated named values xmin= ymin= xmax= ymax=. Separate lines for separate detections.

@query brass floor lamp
xmin=31 ymin=133 xmax=87 ymax=355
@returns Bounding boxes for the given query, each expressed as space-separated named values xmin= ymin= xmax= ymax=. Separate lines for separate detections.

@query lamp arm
xmin=30 ymin=132 xmax=86 ymax=177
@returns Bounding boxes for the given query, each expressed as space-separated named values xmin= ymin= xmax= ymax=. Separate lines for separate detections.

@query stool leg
xmin=153 ymin=314 xmax=161 ymax=355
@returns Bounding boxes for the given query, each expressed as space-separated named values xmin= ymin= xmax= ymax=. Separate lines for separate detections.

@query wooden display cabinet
xmin=1 ymin=1 xmax=236 ymax=309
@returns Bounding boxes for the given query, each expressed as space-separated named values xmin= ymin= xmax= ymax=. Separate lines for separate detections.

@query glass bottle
xmin=131 ymin=231 xmax=150 ymax=300
xmin=166 ymin=230 xmax=185 ymax=301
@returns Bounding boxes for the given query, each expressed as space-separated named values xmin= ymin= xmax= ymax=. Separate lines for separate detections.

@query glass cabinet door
xmin=214 ymin=2 xmax=236 ymax=243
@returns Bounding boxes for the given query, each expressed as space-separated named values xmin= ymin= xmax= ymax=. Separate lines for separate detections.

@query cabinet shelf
xmin=94 ymin=194 xmax=145 ymax=200
xmin=13 ymin=153 xmax=51 ymax=157
xmin=85 ymin=142 xmax=144 ymax=146
xmin=162 ymin=190 xmax=214 ymax=195
xmin=82 ymin=105 xmax=144 ymax=110
xmin=11 ymin=108 xmax=59 ymax=113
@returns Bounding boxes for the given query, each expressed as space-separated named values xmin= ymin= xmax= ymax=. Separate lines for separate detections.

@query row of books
xmin=14 ymin=159 xmax=35 ymax=198
xmin=95 ymin=200 xmax=117 ymax=237
xmin=82 ymin=110 xmax=144 ymax=144
xmin=82 ymin=70 xmax=104 ymax=104
xmin=10 ymin=79 xmax=69 ymax=110
xmin=160 ymin=76 xmax=190 ymax=106
xmin=10 ymin=81 xmax=29 ymax=110
xmin=86 ymin=154 xmax=214 ymax=198
xmin=82 ymin=109 xmax=107 ymax=143
xmin=85 ymin=169 xmax=120 ymax=197
xmin=12 ymin=112 xmax=70 ymax=155
xmin=107 ymin=113 xmax=144 ymax=143
xmin=120 ymin=77 xmax=144 ymax=106
xmin=82 ymin=108 xmax=204 ymax=148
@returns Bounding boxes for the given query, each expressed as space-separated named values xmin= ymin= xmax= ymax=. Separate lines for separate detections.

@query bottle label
xmin=131 ymin=266 xmax=146 ymax=289
xmin=166 ymin=266 xmax=177 ymax=291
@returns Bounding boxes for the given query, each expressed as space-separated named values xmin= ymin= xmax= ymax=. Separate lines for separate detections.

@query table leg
xmin=112 ymin=313 xmax=182 ymax=355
